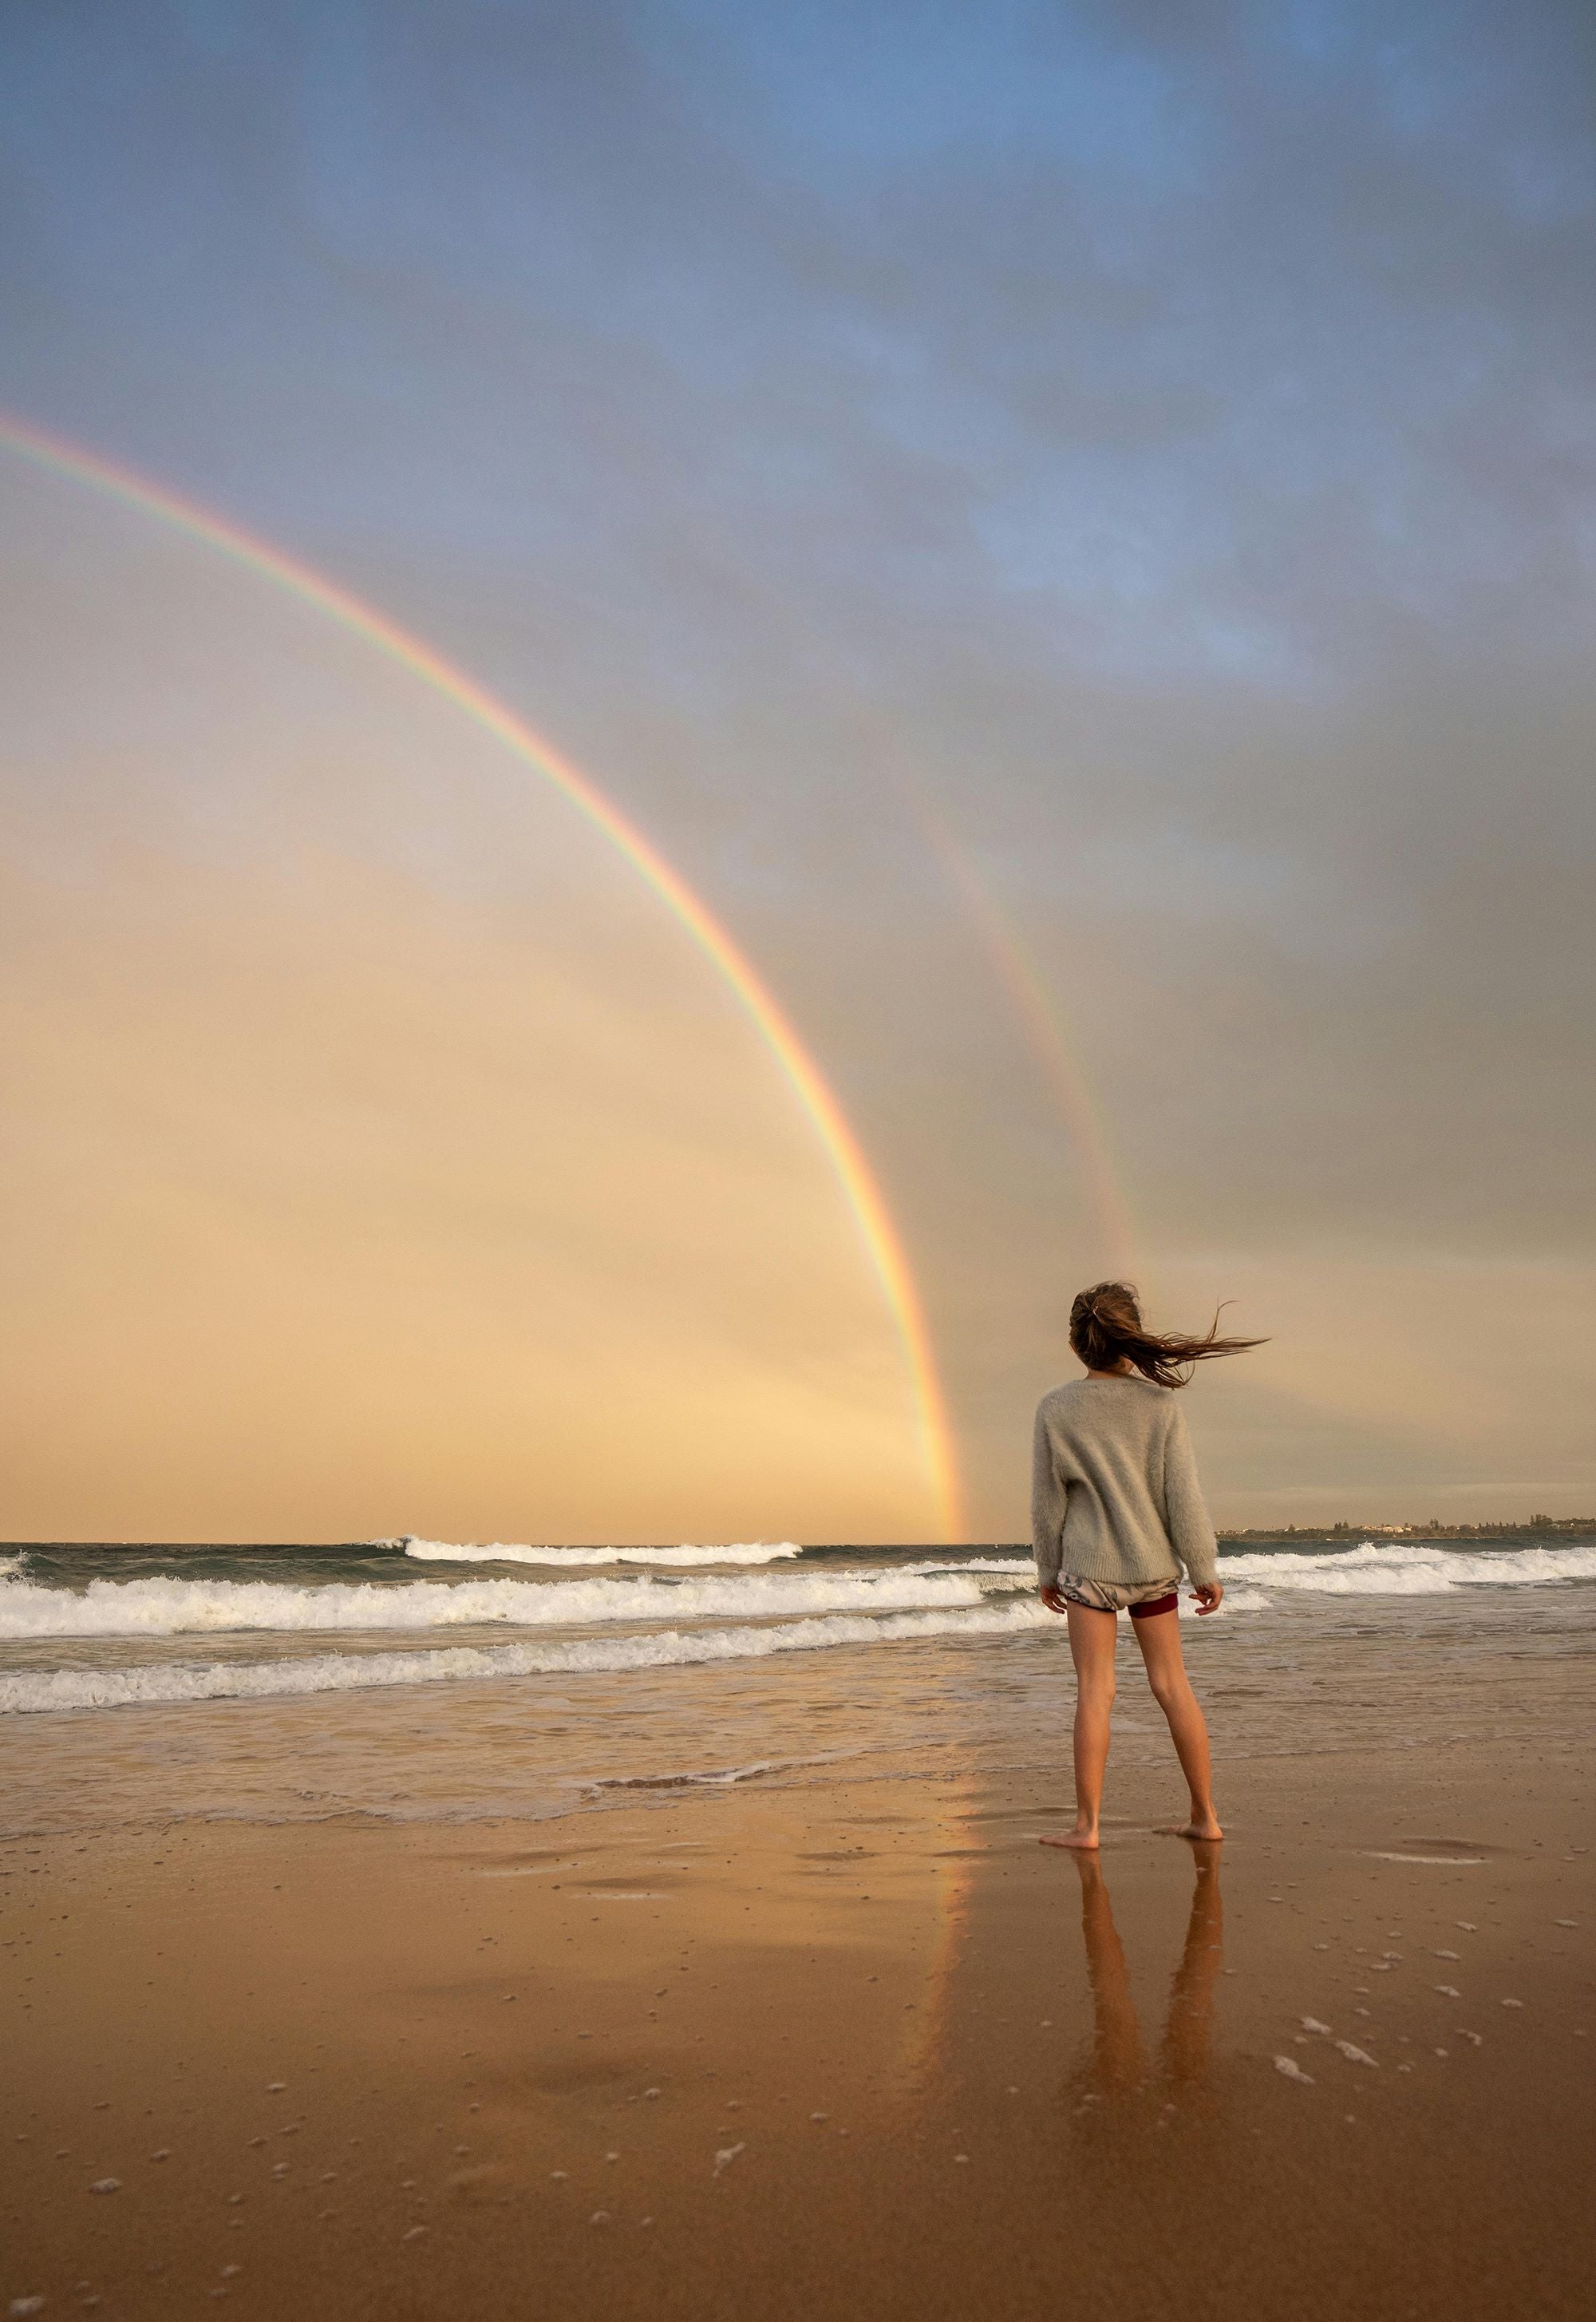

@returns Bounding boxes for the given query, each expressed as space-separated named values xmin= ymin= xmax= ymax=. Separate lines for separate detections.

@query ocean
xmin=3 ymin=1534 xmax=1593 ymax=1841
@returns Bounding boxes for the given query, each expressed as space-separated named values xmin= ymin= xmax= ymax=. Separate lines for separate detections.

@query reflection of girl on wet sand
xmin=1071 ymin=1847 xmax=1224 ymax=2106
xmin=1032 ymin=1283 xmax=1263 ymax=1848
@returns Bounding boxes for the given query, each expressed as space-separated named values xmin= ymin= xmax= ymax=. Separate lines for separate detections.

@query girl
xmin=1033 ymin=1282 xmax=1262 ymax=1849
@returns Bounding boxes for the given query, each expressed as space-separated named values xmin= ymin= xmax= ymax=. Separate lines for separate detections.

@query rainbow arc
xmin=0 ymin=410 xmax=962 ymax=1542
xmin=910 ymin=797 xmax=1138 ymax=1280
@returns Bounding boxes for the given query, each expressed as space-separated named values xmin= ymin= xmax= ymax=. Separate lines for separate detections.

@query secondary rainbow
xmin=0 ymin=409 xmax=962 ymax=1542
xmin=907 ymin=795 xmax=1139 ymax=1280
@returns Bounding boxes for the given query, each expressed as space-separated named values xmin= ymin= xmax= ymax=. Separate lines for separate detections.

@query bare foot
xmin=1159 ymin=1819 xmax=1223 ymax=1842
xmin=1040 ymin=1828 xmax=1101 ymax=1850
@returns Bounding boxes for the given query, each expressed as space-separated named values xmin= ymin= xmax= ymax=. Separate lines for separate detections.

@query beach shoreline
xmin=6 ymin=1737 xmax=1591 ymax=2320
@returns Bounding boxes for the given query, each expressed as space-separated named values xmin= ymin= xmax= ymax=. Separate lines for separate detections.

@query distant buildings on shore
xmin=1219 ymin=1514 xmax=1595 ymax=1541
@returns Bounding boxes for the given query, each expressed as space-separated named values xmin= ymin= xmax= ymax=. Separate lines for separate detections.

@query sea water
xmin=2 ymin=1535 xmax=1591 ymax=1839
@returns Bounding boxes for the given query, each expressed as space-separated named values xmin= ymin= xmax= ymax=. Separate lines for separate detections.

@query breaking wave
xmin=401 ymin=1537 xmax=804 ymax=1568
xmin=0 ymin=1564 xmax=1029 ymax=1642
xmin=1218 ymin=1541 xmax=1596 ymax=1594
xmin=0 ymin=1600 xmax=1049 ymax=1714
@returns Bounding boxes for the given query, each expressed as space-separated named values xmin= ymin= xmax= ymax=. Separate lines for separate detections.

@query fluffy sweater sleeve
xmin=1160 ymin=1400 xmax=1219 ymax=1587
xmin=1031 ymin=1401 xmax=1067 ymax=1586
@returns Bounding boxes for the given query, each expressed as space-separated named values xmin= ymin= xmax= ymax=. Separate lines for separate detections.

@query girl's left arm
xmin=1163 ymin=1402 xmax=1221 ymax=1604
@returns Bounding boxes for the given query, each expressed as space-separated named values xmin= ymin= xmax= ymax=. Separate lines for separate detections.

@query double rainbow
xmin=0 ymin=411 xmax=962 ymax=1542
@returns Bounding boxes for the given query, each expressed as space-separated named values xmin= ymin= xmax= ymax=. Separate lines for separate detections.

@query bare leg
xmin=1131 ymin=1610 xmax=1223 ymax=1840
xmin=1040 ymin=1601 xmax=1117 ymax=1849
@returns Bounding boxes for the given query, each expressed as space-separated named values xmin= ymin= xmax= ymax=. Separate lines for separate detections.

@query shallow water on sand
xmin=1 ymin=1537 xmax=1591 ymax=1838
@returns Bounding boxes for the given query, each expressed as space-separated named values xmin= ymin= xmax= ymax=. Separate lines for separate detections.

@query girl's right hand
xmin=1039 ymin=1583 xmax=1069 ymax=1615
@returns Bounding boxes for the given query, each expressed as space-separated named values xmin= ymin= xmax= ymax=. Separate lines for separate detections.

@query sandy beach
xmin=6 ymin=1731 xmax=1591 ymax=2322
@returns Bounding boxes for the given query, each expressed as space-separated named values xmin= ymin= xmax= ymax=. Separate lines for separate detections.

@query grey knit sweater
xmin=1031 ymin=1376 xmax=1219 ymax=1590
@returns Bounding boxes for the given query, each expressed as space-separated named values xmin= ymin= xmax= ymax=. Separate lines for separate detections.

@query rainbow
xmin=0 ymin=409 xmax=962 ymax=1542
xmin=910 ymin=797 xmax=1138 ymax=1280
xmin=678 ymin=560 xmax=1140 ymax=1282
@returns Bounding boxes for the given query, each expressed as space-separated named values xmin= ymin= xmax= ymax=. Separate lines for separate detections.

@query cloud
xmin=1 ymin=0 xmax=1593 ymax=1526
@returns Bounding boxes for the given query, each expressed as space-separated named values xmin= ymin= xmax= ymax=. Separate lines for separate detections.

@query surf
xmin=0 ymin=1564 xmax=1031 ymax=1642
xmin=1218 ymin=1541 xmax=1596 ymax=1592
xmin=399 ymin=1537 xmax=806 ymax=1568
xmin=0 ymin=1599 xmax=1049 ymax=1713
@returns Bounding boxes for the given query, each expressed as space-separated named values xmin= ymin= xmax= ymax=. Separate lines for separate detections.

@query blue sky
xmin=7 ymin=0 xmax=1590 ymax=676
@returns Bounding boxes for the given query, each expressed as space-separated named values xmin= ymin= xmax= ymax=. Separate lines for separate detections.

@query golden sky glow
xmin=0 ymin=484 xmax=934 ymax=1541
xmin=2 ymin=3 xmax=1593 ymax=1537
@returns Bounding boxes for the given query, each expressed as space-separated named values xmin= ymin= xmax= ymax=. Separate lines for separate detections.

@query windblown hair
xmin=1068 ymin=1281 xmax=1266 ymax=1390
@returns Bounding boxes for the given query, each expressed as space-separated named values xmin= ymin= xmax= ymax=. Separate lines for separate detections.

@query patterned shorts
xmin=1053 ymin=1573 xmax=1180 ymax=1620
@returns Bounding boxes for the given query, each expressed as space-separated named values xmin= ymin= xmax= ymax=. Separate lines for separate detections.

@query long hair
xmin=1068 ymin=1281 xmax=1265 ymax=1390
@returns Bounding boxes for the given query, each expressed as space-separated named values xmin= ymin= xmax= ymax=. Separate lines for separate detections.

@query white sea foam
xmin=912 ymin=1557 xmax=1033 ymax=1575
xmin=1365 ymin=1851 xmax=1486 ymax=1866
xmin=591 ymin=1760 xmax=792 ymax=1792
xmin=401 ymin=1537 xmax=804 ymax=1568
xmin=0 ymin=1564 xmax=1027 ymax=1642
xmin=1218 ymin=1541 xmax=1596 ymax=1594
xmin=0 ymin=1599 xmax=1049 ymax=1713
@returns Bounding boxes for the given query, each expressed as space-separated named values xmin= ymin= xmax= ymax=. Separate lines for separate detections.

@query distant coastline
xmin=3 ymin=1517 xmax=1595 ymax=1555
xmin=1217 ymin=1514 xmax=1596 ymax=1543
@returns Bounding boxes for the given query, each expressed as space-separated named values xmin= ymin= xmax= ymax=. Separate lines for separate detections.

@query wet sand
xmin=4 ymin=1739 xmax=1592 ymax=2320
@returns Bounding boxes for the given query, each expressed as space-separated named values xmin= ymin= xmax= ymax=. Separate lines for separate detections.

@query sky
xmin=2 ymin=0 xmax=1594 ymax=1541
